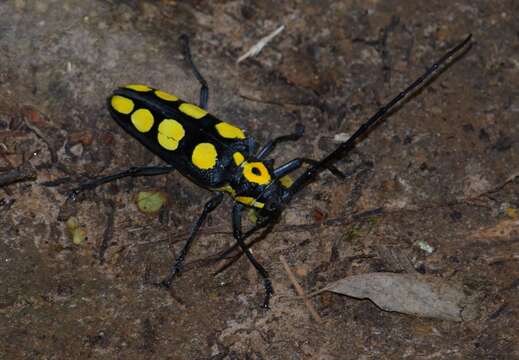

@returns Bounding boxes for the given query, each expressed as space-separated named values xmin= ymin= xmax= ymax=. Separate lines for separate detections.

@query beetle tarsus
xmin=262 ymin=278 xmax=274 ymax=309
xmin=181 ymin=33 xmax=209 ymax=109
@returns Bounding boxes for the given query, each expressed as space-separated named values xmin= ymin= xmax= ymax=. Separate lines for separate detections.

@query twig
xmin=484 ymin=254 xmax=519 ymax=265
xmin=279 ymin=255 xmax=321 ymax=323
xmin=0 ymin=162 xmax=37 ymax=187
xmin=237 ymin=25 xmax=285 ymax=63
xmin=98 ymin=200 xmax=116 ymax=264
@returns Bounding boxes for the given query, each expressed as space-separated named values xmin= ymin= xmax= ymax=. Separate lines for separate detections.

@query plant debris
xmin=136 ymin=191 xmax=167 ymax=214
xmin=237 ymin=25 xmax=285 ymax=63
xmin=311 ymin=272 xmax=479 ymax=322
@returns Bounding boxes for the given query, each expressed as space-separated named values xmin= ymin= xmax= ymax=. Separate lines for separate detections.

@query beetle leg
xmin=66 ymin=165 xmax=175 ymax=199
xmin=212 ymin=213 xmax=276 ymax=272
xmin=232 ymin=203 xmax=273 ymax=309
xmin=180 ymin=34 xmax=209 ymax=110
xmin=256 ymin=123 xmax=305 ymax=160
xmin=159 ymin=192 xmax=224 ymax=288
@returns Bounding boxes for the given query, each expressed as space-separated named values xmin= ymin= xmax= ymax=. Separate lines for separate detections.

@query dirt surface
xmin=1 ymin=0 xmax=518 ymax=359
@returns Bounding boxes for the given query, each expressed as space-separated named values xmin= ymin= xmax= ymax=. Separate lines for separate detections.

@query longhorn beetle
xmin=69 ymin=33 xmax=471 ymax=308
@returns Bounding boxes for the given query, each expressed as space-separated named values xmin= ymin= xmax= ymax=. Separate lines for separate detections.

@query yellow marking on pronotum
xmin=236 ymin=196 xmax=264 ymax=209
xmin=158 ymin=119 xmax=185 ymax=150
xmin=233 ymin=152 xmax=245 ymax=166
xmin=155 ymin=90 xmax=179 ymax=101
xmin=192 ymin=143 xmax=218 ymax=169
xmin=215 ymin=122 xmax=246 ymax=139
xmin=126 ymin=84 xmax=152 ymax=92
xmin=243 ymin=162 xmax=271 ymax=185
xmin=131 ymin=108 xmax=154 ymax=133
xmin=179 ymin=103 xmax=208 ymax=119
xmin=111 ymin=95 xmax=134 ymax=114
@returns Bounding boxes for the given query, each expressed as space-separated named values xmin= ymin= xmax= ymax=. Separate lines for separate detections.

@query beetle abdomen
xmin=108 ymin=85 xmax=254 ymax=187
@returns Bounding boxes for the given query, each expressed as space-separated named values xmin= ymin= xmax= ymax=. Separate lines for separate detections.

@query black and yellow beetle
xmin=71 ymin=34 xmax=472 ymax=308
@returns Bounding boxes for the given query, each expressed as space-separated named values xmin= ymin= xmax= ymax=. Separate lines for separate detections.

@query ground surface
xmin=1 ymin=0 xmax=518 ymax=359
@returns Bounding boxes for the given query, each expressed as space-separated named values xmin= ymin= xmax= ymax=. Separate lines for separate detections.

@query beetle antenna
xmin=285 ymin=34 xmax=472 ymax=201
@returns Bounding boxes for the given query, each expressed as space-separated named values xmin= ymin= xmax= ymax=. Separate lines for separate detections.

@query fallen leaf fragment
xmin=136 ymin=191 xmax=167 ymax=214
xmin=315 ymin=272 xmax=478 ymax=321
xmin=66 ymin=216 xmax=87 ymax=245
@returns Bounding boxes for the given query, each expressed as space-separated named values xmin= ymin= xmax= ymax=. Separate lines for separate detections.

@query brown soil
xmin=1 ymin=1 xmax=518 ymax=359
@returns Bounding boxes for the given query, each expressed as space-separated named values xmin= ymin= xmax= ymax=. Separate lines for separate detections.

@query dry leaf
xmin=320 ymin=272 xmax=478 ymax=321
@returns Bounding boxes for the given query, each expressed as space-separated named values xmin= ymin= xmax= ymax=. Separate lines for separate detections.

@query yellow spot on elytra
xmin=155 ymin=90 xmax=179 ymax=101
xmin=131 ymin=108 xmax=154 ymax=133
xmin=111 ymin=95 xmax=134 ymax=114
xmin=179 ymin=103 xmax=207 ymax=119
xmin=158 ymin=119 xmax=185 ymax=150
xmin=215 ymin=122 xmax=246 ymax=139
xmin=279 ymin=175 xmax=293 ymax=188
xmin=236 ymin=196 xmax=264 ymax=209
xmin=126 ymin=84 xmax=152 ymax=92
xmin=233 ymin=152 xmax=245 ymax=166
xmin=243 ymin=162 xmax=271 ymax=185
xmin=192 ymin=143 xmax=217 ymax=169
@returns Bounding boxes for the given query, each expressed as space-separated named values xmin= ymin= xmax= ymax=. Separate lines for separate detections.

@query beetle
xmin=70 ymin=33 xmax=471 ymax=308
